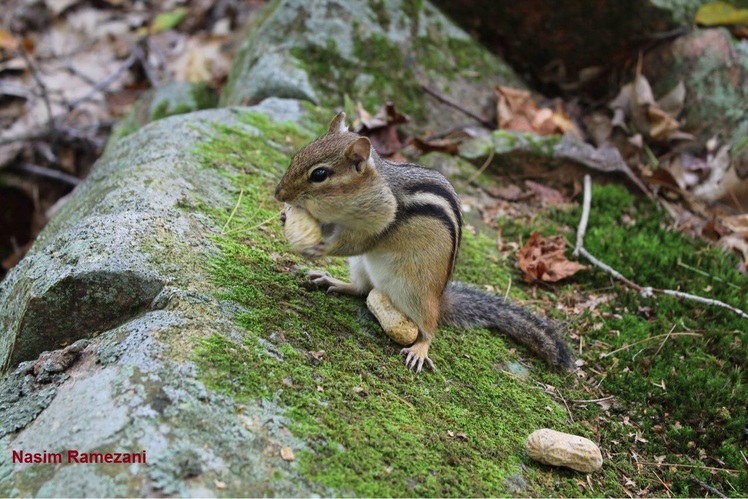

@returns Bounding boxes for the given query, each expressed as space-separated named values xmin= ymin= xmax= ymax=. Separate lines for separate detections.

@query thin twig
xmin=67 ymin=52 xmax=138 ymax=110
xmin=221 ymin=188 xmax=244 ymax=234
xmin=651 ymin=469 xmax=673 ymax=497
xmin=467 ymin=146 xmax=495 ymax=185
xmin=573 ymin=174 xmax=592 ymax=256
xmin=15 ymin=42 xmax=57 ymax=138
xmin=9 ymin=163 xmax=81 ymax=186
xmin=662 ymin=290 xmax=748 ymax=319
xmin=420 ymin=84 xmax=496 ymax=129
xmin=600 ymin=332 xmax=702 ymax=358
xmin=651 ymin=324 xmax=676 ymax=359
xmin=637 ymin=462 xmax=738 ymax=473
xmin=690 ymin=476 xmax=727 ymax=498
xmin=575 ymin=174 xmax=748 ymax=321
xmin=570 ymin=395 xmax=615 ymax=404
xmin=677 ymin=259 xmax=740 ymax=290
xmin=556 ymin=387 xmax=574 ymax=424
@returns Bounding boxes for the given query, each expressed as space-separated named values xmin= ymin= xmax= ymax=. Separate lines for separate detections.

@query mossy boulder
xmin=220 ymin=0 xmax=526 ymax=133
xmin=431 ymin=0 xmax=721 ymax=93
xmin=0 ymin=98 xmax=580 ymax=496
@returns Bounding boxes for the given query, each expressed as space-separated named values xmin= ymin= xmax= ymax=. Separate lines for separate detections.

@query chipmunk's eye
xmin=310 ymin=167 xmax=330 ymax=183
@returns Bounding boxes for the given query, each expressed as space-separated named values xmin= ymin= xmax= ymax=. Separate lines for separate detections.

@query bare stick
xmin=570 ymin=395 xmax=615 ymax=404
xmin=15 ymin=43 xmax=57 ymax=138
xmin=575 ymin=174 xmax=748 ymax=321
xmin=574 ymin=174 xmax=592 ymax=256
xmin=221 ymin=188 xmax=244 ymax=234
xmin=420 ymin=84 xmax=496 ymax=129
xmin=67 ymin=52 xmax=138 ymax=110
xmin=637 ymin=462 xmax=738 ymax=473
xmin=690 ymin=477 xmax=727 ymax=498
xmin=662 ymin=290 xmax=748 ymax=319
xmin=9 ymin=163 xmax=81 ymax=186
xmin=466 ymin=146 xmax=495 ymax=185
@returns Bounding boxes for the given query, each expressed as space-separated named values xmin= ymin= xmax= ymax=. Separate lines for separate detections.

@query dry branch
xmin=575 ymin=175 xmax=748 ymax=320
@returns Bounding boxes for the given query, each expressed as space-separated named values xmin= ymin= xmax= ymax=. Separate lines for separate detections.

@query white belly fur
xmin=362 ymin=252 xmax=423 ymax=326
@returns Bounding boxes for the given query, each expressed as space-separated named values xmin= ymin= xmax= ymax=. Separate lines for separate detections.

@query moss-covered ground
xmin=500 ymin=184 xmax=747 ymax=496
xmin=189 ymin=108 xmax=746 ymax=496
xmin=188 ymin=110 xmax=589 ymax=496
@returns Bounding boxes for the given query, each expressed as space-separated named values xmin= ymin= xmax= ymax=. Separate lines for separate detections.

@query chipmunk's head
xmin=274 ymin=112 xmax=378 ymax=209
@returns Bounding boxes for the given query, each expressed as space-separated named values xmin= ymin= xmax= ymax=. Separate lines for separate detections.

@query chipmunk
xmin=274 ymin=112 xmax=574 ymax=373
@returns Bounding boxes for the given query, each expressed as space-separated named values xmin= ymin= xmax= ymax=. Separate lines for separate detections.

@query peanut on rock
xmin=525 ymin=429 xmax=603 ymax=473
xmin=283 ymin=204 xmax=323 ymax=258
xmin=366 ymin=289 xmax=419 ymax=346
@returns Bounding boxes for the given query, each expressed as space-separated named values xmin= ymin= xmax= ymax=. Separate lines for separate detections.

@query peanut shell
xmin=526 ymin=429 xmax=602 ymax=473
xmin=283 ymin=204 xmax=323 ymax=256
xmin=366 ymin=289 xmax=418 ymax=345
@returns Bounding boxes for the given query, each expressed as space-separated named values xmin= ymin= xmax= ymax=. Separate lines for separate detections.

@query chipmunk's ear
xmin=346 ymin=137 xmax=372 ymax=173
xmin=328 ymin=112 xmax=348 ymax=134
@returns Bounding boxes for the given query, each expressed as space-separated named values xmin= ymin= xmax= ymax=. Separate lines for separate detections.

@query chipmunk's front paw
xmin=400 ymin=342 xmax=435 ymax=373
xmin=307 ymin=270 xmax=347 ymax=294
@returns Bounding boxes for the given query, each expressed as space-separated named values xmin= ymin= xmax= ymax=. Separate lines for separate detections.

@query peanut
xmin=283 ymin=204 xmax=323 ymax=258
xmin=525 ymin=428 xmax=603 ymax=473
xmin=366 ymin=289 xmax=419 ymax=346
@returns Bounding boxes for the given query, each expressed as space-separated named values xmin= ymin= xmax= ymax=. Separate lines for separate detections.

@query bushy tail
xmin=439 ymin=282 xmax=575 ymax=370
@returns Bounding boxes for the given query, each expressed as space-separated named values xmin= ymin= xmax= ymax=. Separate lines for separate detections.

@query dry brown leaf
xmin=517 ymin=233 xmax=586 ymax=283
xmin=410 ymin=137 xmax=460 ymax=155
xmin=525 ymin=180 xmax=567 ymax=206
xmin=496 ymin=85 xmax=582 ymax=137
xmin=488 ymin=184 xmax=525 ymax=201
xmin=647 ymin=106 xmax=681 ymax=141
xmin=718 ymin=234 xmax=748 ymax=268
xmin=280 ymin=447 xmax=295 ymax=462
xmin=722 ymin=214 xmax=748 ymax=231
xmin=356 ymin=102 xmax=409 ymax=158
xmin=496 ymin=85 xmax=535 ymax=132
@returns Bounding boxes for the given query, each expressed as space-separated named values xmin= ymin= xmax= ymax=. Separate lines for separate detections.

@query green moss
xmin=188 ymin=108 xmax=747 ymax=496
xmin=552 ymin=184 xmax=748 ymax=496
xmin=189 ymin=109 xmax=587 ymax=496
xmin=291 ymin=32 xmax=425 ymax=121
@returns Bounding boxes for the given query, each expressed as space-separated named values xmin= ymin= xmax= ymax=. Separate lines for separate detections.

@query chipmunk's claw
xmin=400 ymin=346 xmax=435 ymax=373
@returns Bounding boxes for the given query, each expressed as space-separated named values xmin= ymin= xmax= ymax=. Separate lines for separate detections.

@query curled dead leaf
xmin=517 ymin=234 xmax=586 ymax=283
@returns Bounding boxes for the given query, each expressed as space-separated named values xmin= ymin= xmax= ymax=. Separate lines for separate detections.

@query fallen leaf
xmin=355 ymin=102 xmax=409 ymax=158
xmin=496 ymin=85 xmax=534 ymax=131
xmin=280 ymin=447 xmax=295 ymax=462
xmin=410 ymin=137 xmax=460 ymax=155
xmin=647 ymin=106 xmax=681 ymax=141
xmin=524 ymin=180 xmax=567 ymax=206
xmin=695 ymin=2 xmax=748 ymax=26
xmin=488 ymin=184 xmax=525 ymax=201
xmin=496 ymin=86 xmax=582 ymax=137
xmin=150 ymin=7 xmax=189 ymax=34
xmin=517 ymin=233 xmax=586 ymax=283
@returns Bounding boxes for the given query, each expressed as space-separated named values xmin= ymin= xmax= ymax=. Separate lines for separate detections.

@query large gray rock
xmin=0 ymin=100 xmax=323 ymax=496
xmin=221 ymin=0 xmax=526 ymax=133
xmin=431 ymin=0 xmax=714 ymax=94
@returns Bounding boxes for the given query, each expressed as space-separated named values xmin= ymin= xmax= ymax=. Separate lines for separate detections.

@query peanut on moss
xmin=525 ymin=429 xmax=603 ymax=473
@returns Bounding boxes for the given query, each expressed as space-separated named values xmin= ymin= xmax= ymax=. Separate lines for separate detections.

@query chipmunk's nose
xmin=274 ymin=185 xmax=286 ymax=202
